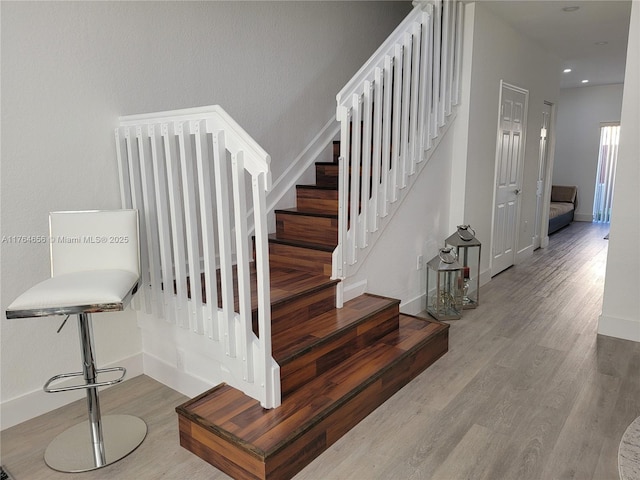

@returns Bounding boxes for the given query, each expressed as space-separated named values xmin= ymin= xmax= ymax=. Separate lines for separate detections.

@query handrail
xmin=119 ymin=105 xmax=271 ymax=188
xmin=337 ymin=2 xmax=432 ymax=108
xmin=333 ymin=0 xmax=463 ymax=295
xmin=115 ymin=105 xmax=280 ymax=409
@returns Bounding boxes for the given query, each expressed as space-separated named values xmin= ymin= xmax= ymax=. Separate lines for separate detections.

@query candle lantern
xmin=445 ymin=224 xmax=481 ymax=309
xmin=426 ymin=247 xmax=463 ymax=320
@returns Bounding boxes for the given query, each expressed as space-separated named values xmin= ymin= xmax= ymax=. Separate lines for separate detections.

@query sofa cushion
xmin=551 ymin=185 xmax=577 ymax=204
xmin=549 ymin=202 xmax=574 ymax=219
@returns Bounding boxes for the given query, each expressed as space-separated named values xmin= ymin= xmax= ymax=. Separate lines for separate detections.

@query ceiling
xmin=476 ymin=0 xmax=632 ymax=89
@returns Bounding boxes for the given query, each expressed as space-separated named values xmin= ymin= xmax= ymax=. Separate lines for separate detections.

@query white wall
xmin=0 ymin=1 xmax=411 ymax=429
xmin=459 ymin=2 xmax=561 ymax=276
xmin=347 ymin=124 xmax=457 ymax=315
xmin=598 ymin=0 xmax=640 ymax=342
xmin=553 ymin=84 xmax=624 ymax=221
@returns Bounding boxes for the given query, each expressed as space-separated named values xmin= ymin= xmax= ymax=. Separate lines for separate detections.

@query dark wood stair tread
xmin=189 ymin=264 xmax=337 ymax=312
xmin=267 ymin=266 xmax=338 ymax=309
xmin=295 ymin=184 xmax=337 ymax=191
xmin=272 ymin=293 xmax=399 ymax=364
xmin=267 ymin=234 xmax=334 ymax=253
xmin=176 ymin=313 xmax=449 ymax=478
xmin=274 ymin=208 xmax=338 ymax=219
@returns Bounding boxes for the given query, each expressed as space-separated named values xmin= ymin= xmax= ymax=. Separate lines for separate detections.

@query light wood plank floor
xmin=2 ymin=222 xmax=639 ymax=479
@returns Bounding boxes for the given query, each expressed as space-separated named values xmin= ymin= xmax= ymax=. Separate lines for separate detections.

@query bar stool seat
xmin=5 ymin=210 xmax=146 ymax=473
xmin=7 ymin=270 xmax=139 ymax=318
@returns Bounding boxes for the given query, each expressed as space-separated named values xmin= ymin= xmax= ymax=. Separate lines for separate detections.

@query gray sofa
xmin=549 ymin=185 xmax=577 ymax=234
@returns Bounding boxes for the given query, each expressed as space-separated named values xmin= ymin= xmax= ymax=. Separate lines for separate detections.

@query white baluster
xmin=124 ymin=127 xmax=152 ymax=314
xmin=441 ymin=0 xmax=451 ymax=121
xmin=336 ymin=106 xmax=351 ymax=279
xmin=231 ymin=151 xmax=253 ymax=383
xmin=211 ymin=128 xmax=236 ymax=357
xmin=432 ymin=0 xmax=442 ymax=137
xmin=192 ymin=120 xmax=219 ymax=340
xmin=136 ymin=126 xmax=163 ymax=318
xmin=252 ymin=171 xmax=276 ymax=405
xmin=360 ymin=81 xmax=373 ymax=249
xmin=114 ymin=128 xmax=132 ymax=209
xmin=162 ymin=122 xmax=189 ymax=327
xmin=148 ymin=124 xmax=177 ymax=324
xmin=418 ymin=10 xmax=433 ymax=154
xmin=390 ymin=43 xmax=404 ymax=202
xmin=380 ymin=55 xmax=393 ymax=217
xmin=453 ymin=0 xmax=464 ymax=107
xmin=176 ymin=122 xmax=204 ymax=335
xmin=409 ymin=21 xmax=422 ymax=172
xmin=349 ymin=94 xmax=362 ymax=265
xmin=400 ymin=32 xmax=413 ymax=188
xmin=370 ymin=68 xmax=383 ymax=233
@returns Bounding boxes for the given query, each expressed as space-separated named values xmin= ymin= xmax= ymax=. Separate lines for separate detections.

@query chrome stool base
xmin=44 ymin=414 xmax=147 ymax=473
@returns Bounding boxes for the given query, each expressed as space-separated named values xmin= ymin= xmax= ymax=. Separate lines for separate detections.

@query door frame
xmin=489 ymin=80 xmax=529 ymax=277
xmin=537 ymin=101 xmax=556 ymax=248
xmin=534 ymin=101 xmax=554 ymax=249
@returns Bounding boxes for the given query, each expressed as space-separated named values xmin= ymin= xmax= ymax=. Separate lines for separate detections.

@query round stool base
xmin=44 ymin=414 xmax=147 ymax=473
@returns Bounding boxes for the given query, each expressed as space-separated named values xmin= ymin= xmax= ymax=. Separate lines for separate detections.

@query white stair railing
xmin=333 ymin=0 xmax=463 ymax=294
xmin=115 ymin=105 xmax=280 ymax=409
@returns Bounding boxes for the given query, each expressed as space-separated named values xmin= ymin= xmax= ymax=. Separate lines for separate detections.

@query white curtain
xmin=592 ymin=124 xmax=620 ymax=223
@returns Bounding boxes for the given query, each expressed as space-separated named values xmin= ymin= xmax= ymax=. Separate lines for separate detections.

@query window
xmin=592 ymin=123 xmax=620 ymax=223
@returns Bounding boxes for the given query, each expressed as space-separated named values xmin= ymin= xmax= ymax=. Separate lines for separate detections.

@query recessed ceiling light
xmin=581 ymin=79 xmax=589 ymax=84
xmin=563 ymin=68 xmax=572 ymax=73
xmin=562 ymin=6 xmax=580 ymax=12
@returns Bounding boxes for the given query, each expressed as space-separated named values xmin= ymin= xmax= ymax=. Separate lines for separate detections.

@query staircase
xmin=175 ymin=140 xmax=449 ymax=479
xmin=116 ymin=0 xmax=463 ymax=477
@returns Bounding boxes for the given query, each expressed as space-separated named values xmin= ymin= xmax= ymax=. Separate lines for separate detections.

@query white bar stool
xmin=6 ymin=210 xmax=147 ymax=473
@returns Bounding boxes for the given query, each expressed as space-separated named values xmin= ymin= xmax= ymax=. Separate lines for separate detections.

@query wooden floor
xmin=2 ymin=222 xmax=639 ymax=480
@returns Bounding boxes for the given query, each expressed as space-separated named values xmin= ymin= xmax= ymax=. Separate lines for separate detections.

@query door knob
xmin=514 ymin=188 xmax=521 ymax=195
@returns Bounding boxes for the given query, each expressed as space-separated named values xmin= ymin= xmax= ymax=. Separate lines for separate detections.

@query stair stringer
xmin=249 ymin=118 xmax=340 ymax=235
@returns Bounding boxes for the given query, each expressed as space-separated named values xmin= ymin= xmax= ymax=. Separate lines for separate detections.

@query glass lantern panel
xmin=426 ymin=268 xmax=463 ymax=320
xmin=445 ymin=226 xmax=481 ymax=309
xmin=454 ymin=244 xmax=481 ymax=309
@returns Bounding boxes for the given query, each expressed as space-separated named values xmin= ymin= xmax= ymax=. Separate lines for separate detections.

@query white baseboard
xmin=480 ymin=267 xmax=492 ymax=287
xmin=1 ymin=353 xmax=143 ymax=431
xmin=541 ymin=235 xmax=550 ymax=248
xmin=400 ymin=293 xmax=425 ymax=315
xmin=142 ymin=351 xmax=215 ymax=399
xmin=598 ymin=314 xmax=640 ymax=342
xmin=516 ymin=244 xmax=534 ymax=263
xmin=574 ymin=213 xmax=594 ymax=222
xmin=342 ymin=279 xmax=368 ymax=304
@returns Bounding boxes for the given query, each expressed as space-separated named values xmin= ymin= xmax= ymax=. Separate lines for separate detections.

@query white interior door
xmin=491 ymin=82 xmax=528 ymax=276
xmin=534 ymin=102 xmax=552 ymax=249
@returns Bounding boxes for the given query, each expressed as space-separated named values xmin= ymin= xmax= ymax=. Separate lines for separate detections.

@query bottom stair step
xmin=176 ymin=314 xmax=449 ymax=480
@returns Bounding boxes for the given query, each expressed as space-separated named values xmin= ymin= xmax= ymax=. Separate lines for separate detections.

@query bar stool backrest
xmin=49 ymin=210 xmax=140 ymax=278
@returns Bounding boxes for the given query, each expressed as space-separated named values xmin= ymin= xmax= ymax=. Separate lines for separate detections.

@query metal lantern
xmin=426 ymin=247 xmax=463 ymax=320
xmin=445 ymin=224 xmax=481 ymax=309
